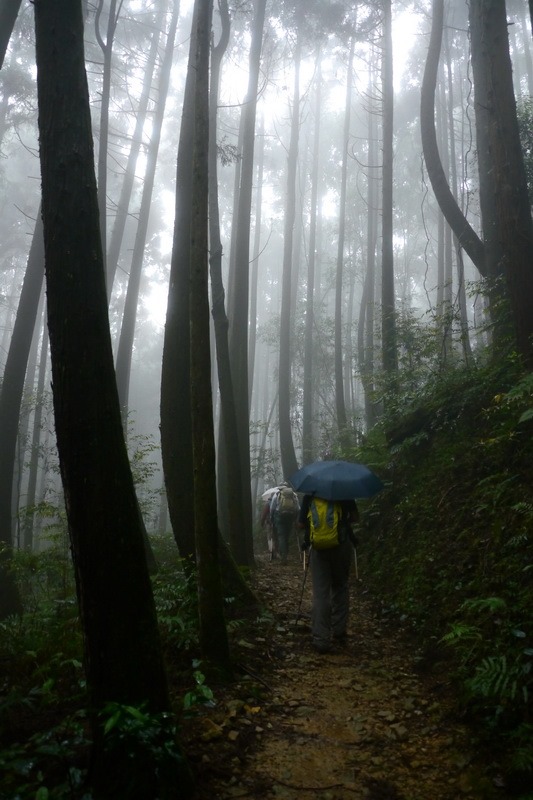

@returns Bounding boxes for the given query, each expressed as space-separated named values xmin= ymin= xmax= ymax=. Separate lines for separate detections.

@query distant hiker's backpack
xmin=278 ymin=486 xmax=299 ymax=517
xmin=308 ymin=498 xmax=343 ymax=550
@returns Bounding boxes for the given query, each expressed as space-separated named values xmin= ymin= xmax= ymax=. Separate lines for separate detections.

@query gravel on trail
xmin=183 ymin=551 xmax=505 ymax=800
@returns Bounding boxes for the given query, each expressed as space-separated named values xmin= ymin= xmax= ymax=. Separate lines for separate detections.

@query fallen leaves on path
xmin=182 ymin=553 xmax=504 ymax=799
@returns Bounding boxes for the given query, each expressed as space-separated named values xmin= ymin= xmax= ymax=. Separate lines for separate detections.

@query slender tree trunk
xmin=248 ymin=113 xmax=265 ymax=400
xmin=106 ymin=0 xmax=168 ymax=298
xmin=278 ymin=25 xmax=301 ymax=479
xmin=190 ymin=0 xmax=232 ymax=674
xmin=381 ymin=0 xmax=398 ymax=378
xmin=227 ymin=0 xmax=266 ymax=557
xmin=302 ymin=55 xmax=321 ymax=465
xmin=421 ymin=0 xmax=486 ymax=276
xmin=443 ymin=28 xmax=472 ymax=362
xmin=95 ymin=0 xmax=119 ymax=269
xmin=34 ymin=3 xmax=193 ymax=795
xmin=359 ymin=60 xmax=378 ymax=431
xmin=23 ymin=311 xmax=48 ymax=550
xmin=469 ymin=0 xmax=533 ymax=366
xmin=208 ymin=0 xmax=249 ymax=566
xmin=334 ymin=35 xmax=354 ymax=440
xmin=0 ymin=215 xmax=44 ymax=618
xmin=161 ymin=3 xmax=198 ymax=564
xmin=115 ymin=2 xmax=179 ymax=420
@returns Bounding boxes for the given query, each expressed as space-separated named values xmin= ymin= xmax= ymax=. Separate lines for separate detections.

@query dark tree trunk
xmin=23 ymin=300 xmax=47 ymax=550
xmin=0 ymin=0 xmax=21 ymax=68
xmin=208 ymin=0 xmax=249 ymax=566
xmin=420 ymin=0 xmax=486 ymax=276
xmin=115 ymin=2 xmax=179 ymax=420
xmin=334 ymin=36 xmax=354 ymax=441
xmin=34 ymin=3 xmax=192 ymax=795
xmin=160 ymin=3 xmax=198 ymax=565
xmin=227 ymin=0 xmax=266 ymax=561
xmin=302 ymin=55 xmax=322 ymax=465
xmin=381 ymin=0 xmax=398 ymax=378
xmin=106 ymin=0 xmax=168 ymax=298
xmin=278 ymin=24 xmax=301 ymax=479
xmin=94 ymin=0 xmax=119 ymax=269
xmin=469 ymin=0 xmax=533 ymax=366
xmin=190 ymin=0 xmax=232 ymax=674
xmin=0 ymin=215 xmax=44 ymax=618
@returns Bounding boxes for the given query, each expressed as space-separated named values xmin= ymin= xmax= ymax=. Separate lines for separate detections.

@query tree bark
xmin=381 ymin=0 xmax=398 ymax=378
xmin=0 ymin=0 xmax=22 ymax=69
xmin=190 ymin=0 xmax=232 ymax=674
xmin=160 ymin=3 xmax=198 ymax=565
xmin=420 ymin=0 xmax=486 ymax=276
xmin=227 ymin=0 xmax=267 ymax=558
xmin=208 ymin=0 xmax=249 ymax=566
xmin=34 ymin=2 xmax=192 ymax=794
xmin=0 ymin=215 xmax=44 ymax=618
xmin=278 ymin=22 xmax=301 ymax=479
xmin=469 ymin=0 xmax=533 ymax=366
xmin=334 ymin=35 xmax=354 ymax=440
xmin=302 ymin=55 xmax=322 ymax=465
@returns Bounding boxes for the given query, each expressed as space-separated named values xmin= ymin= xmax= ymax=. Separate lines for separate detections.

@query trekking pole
xmin=295 ymin=548 xmax=311 ymax=625
xmin=354 ymin=544 xmax=359 ymax=580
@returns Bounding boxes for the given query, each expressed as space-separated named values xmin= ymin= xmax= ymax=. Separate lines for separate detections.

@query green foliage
xmin=100 ymin=700 xmax=185 ymax=764
xmin=182 ymin=666 xmax=215 ymax=711
xmin=0 ymin=711 xmax=90 ymax=799
xmin=358 ymin=348 xmax=533 ymax=783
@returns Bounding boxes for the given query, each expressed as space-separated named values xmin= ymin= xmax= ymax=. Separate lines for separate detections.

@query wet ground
xmin=183 ymin=552 xmax=506 ymax=800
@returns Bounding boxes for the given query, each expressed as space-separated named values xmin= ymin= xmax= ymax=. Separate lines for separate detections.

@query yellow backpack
xmin=308 ymin=498 xmax=342 ymax=550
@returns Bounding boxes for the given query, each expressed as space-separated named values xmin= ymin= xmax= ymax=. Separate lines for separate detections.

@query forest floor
xmin=181 ymin=548 xmax=509 ymax=800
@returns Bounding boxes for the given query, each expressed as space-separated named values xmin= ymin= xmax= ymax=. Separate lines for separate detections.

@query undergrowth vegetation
xmin=357 ymin=351 xmax=533 ymax=793
xmin=0 ymin=533 xmax=234 ymax=799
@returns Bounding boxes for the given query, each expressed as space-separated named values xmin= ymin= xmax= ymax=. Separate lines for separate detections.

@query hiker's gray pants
xmin=310 ymin=539 xmax=352 ymax=647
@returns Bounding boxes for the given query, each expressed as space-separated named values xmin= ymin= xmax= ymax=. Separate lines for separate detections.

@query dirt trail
xmin=185 ymin=553 xmax=503 ymax=800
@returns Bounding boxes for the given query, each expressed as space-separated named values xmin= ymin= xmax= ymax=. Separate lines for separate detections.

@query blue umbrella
xmin=289 ymin=459 xmax=384 ymax=501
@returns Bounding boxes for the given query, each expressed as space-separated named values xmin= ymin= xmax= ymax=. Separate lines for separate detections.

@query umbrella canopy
xmin=261 ymin=487 xmax=278 ymax=502
xmin=289 ymin=460 xmax=384 ymax=501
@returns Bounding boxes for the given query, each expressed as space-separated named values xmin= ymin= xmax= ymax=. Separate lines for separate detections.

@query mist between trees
xmin=1 ymin=0 xmax=533 ymax=793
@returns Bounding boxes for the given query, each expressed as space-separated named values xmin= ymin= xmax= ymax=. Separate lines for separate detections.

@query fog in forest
xmin=1 ymin=0 xmax=532 ymax=543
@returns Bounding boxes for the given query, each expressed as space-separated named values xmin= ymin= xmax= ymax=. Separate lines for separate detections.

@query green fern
xmin=467 ymin=654 xmax=531 ymax=705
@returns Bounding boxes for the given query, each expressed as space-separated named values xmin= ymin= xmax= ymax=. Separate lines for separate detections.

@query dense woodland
xmin=1 ymin=0 xmax=533 ymax=797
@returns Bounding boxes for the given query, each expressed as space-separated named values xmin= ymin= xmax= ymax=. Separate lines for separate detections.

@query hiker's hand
xmin=300 ymin=540 xmax=310 ymax=552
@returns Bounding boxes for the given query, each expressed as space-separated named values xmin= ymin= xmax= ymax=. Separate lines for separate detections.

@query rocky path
xmin=184 ymin=553 xmax=504 ymax=800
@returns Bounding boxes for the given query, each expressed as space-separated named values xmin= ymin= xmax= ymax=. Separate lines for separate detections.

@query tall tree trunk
xmin=115 ymin=2 xmax=179 ymax=420
xmin=278 ymin=24 xmax=301 ymax=479
xmin=381 ymin=0 xmax=398 ymax=378
xmin=227 ymin=0 xmax=266 ymax=556
xmin=34 ymin=2 xmax=193 ymax=795
xmin=302 ymin=55 xmax=322 ymax=465
xmin=208 ymin=0 xmax=249 ymax=566
xmin=421 ymin=0 xmax=486 ymax=276
xmin=106 ymin=0 xmax=168 ymax=298
xmin=358 ymin=60 xmax=378 ymax=431
xmin=160 ymin=3 xmax=198 ymax=564
xmin=334 ymin=35 xmax=354 ymax=440
xmin=248 ymin=113 xmax=265 ymax=400
xmin=94 ymin=0 xmax=119 ymax=269
xmin=443 ymin=28 xmax=472 ymax=362
xmin=469 ymin=0 xmax=533 ymax=366
xmin=190 ymin=0 xmax=231 ymax=674
xmin=0 ymin=215 xmax=44 ymax=618
xmin=23 ymin=310 xmax=48 ymax=550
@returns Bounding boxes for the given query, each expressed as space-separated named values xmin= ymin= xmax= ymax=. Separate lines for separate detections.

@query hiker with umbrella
xmin=290 ymin=460 xmax=383 ymax=655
